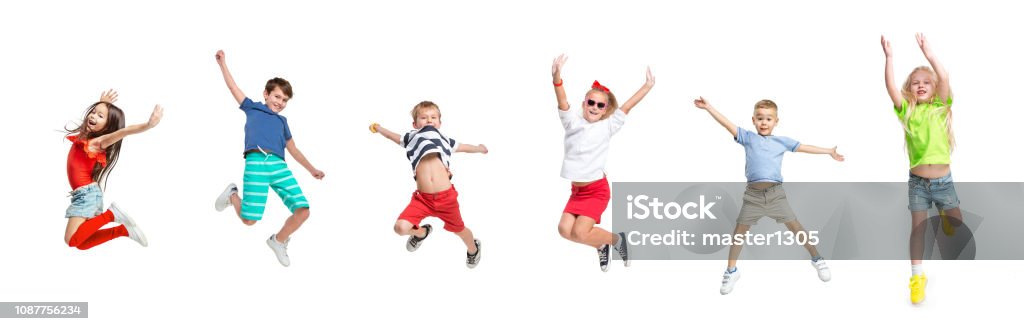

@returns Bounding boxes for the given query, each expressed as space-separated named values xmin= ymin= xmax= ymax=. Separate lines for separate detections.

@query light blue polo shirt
xmin=735 ymin=127 xmax=800 ymax=183
xmin=241 ymin=97 xmax=292 ymax=160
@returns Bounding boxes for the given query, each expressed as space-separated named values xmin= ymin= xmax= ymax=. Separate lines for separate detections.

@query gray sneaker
xmin=110 ymin=202 xmax=147 ymax=247
xmin=614 ymin=232 xmax=630 ymax=267
xmin=598 ymin=244 xmax=610 ymax=272
xmin=406 ymin=224 xmax=433 ymax=252
xmin=466 ymin=239 xmax=482 ymax=269
xmin=215 ymin=183 xmax=237 ymax=212
xmin=266 ymin=234 xmax=291 ymax=267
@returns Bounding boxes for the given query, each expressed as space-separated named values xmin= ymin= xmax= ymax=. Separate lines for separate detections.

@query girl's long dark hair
xmin=64 ymin=101 xmax=125 ymax=191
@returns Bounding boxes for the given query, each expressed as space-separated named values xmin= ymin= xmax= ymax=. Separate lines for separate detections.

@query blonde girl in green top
xmin=882 ymin=33 xmax=962 ymax=305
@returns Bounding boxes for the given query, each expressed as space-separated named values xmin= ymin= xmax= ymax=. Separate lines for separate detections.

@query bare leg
xmin=394 ymin=219 xmax=427 ymax=238
xmin=784 ymin=220 xmax=821 ymax=258
xmin=454 ymin=227 xmax=478 ymax=254
xmin=728 ymin=224 xmax=752 ymax=269
xmin=64 ymin=217 xmax=87 ymax=245
xmin=276 ymin=207 xmax=309 ymax=241
xmin=910 ymin=211 xmax=928 ymax=265
xmin=570 ymin=216 xmax=615 ymax=249
xmin=557 ymin=213 xmax=579 ymax=243
xmin=229 ymin=192 xmax=256 ymax=226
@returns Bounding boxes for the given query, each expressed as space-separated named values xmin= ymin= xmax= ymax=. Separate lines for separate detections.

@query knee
xmin=571 ymin=226 xmax=590 ymax=241
xmin=293 ymin=207 xmax=310 ymax=220
xmin=394 ymin=220 xmax=413 ymax=235
xmin=242 ymin=219 xmax=257 ymax=226
xmin=557 ymin=224 xmax=574 ymax=240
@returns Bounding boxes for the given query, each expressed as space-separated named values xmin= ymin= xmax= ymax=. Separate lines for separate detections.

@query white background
xmin=2 ymin=0 xmax=1021 ymax=329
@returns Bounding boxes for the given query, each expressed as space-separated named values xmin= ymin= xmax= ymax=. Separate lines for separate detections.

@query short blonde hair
xmin=754 ymin=99 xmax=778 ymax=113
xmin=410 ymin=101 xmax=440 ymax=120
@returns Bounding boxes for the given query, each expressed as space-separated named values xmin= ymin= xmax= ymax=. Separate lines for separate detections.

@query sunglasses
xmin=586 ymin=99 xmax=607 ymax=109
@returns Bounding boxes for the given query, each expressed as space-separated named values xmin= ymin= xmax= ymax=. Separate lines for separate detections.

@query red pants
xmin=398 ymin=185 xmax=466 ymax=232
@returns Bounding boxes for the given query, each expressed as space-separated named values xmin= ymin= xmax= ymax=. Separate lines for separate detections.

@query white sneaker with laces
xmin=720 ymin=268 xmax=741 ymax=295
xmin=266 ymin=234 xmax=291 ymax=267
xmin=215 ymin=183 xmax=238 ymax=212
xmin=110 ymin=202 xmax=147 ymax=247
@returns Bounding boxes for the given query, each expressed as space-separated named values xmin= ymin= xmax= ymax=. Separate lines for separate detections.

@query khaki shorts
xmin=737 ymin=183 xmax=797 ymax=225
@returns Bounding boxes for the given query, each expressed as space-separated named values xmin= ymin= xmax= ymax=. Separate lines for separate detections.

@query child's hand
xmin=915 ymin=33 xmax=931 ymax=54
xmin=552 ymin=54 xmax=567 ymax=78
xmin=644 ymin=66 xmax=655 ymax=88
xmin=880 ymin=35 xmax=892 ymax=57
xmin=693 ymin=96 xmax=711 ymax=110
xmin=215 ymin=50 xmax=226 ymax=64
xmin=369 ymin=123 xmax=379 ymax=133
xmin=830 ymin=146 xmax=845 ymax=162
xmin=479 ymin=144 xmax=488 ymax=154
xmin=147 ymin=105 xmax=164 ymax=129
xmin=99 ymin=89 xmax=119 ymax=104
xmin=310 ymin=169 xmax=325 ymax=180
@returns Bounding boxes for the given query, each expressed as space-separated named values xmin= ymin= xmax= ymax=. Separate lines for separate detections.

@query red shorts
xmin=398 ymin=185 xmax=465 ymax=233
xmin=563 ymin=177 xmax=611 ymax=224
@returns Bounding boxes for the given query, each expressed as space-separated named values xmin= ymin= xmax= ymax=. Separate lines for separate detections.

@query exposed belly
xmin=415 ymin=153 xmax=453 ymax=193
xmin=910 ymin=164 xmax=951 ymax=179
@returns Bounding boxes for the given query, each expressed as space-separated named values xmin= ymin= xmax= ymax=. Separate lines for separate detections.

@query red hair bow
xmin=591 ymin=80 xmax=610 ymax=93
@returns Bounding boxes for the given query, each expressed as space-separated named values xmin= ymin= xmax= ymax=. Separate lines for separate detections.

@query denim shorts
xmin=66 ymin=183 xmax=104 ymax=218
xmin=908 ymin=172 xmax=960 ymax=212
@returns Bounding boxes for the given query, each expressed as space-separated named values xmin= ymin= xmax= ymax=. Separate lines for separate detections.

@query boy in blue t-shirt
xmin=212 ymin=50 xmax=325 ymax=267
xmin=694 ymin=97 xmax=843 ymax=295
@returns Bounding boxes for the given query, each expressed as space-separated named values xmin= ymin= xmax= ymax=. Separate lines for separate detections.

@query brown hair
xmin=753 ymin=99 xmax=778 ymax=113
xmin=64 ymin=102 xmax=126 ymax=191
xmin=265 ymin=77 xmax=293 ymax=98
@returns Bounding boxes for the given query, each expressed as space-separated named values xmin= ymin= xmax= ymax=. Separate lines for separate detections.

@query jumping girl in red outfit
xmin=63 ymin=90 xmax=162 ymax=250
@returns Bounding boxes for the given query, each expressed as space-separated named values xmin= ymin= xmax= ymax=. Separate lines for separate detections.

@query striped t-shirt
xmin=401 ymin=126 xmax=459 ymax=174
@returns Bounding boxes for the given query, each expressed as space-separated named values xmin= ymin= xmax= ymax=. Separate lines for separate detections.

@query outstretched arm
xmin=215 ymin=50 xmax=246 ymax=105
xmin=917 ymin=33 xmax=951 ymax=102
xmin=286 ymin=139 xmax=325 ymax=179
xmin=89 ymin=104 xmax=163 ymax=152
xmin=796 ymin=144 xmax=845 ymax=161
xmin=552 ymin=54 xmax=569 ymax=111
xmin=881 ymin=35 xmax=903 ymax=108
xmin=455 ymin=143 xmax=488 ymax=154
xmin=693 ymin=97 xmax=738 ymax=138
xmin=619 ymin=67 xmax=656 ymax=115
xmin=370 ymin=123 xmax=402 ymax=145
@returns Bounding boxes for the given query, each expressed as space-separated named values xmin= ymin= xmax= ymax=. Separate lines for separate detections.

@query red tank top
xmin=66 ymin=135 xmax=107 ymax=190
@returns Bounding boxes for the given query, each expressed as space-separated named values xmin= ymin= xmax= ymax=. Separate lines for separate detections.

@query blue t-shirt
xmin=241 ymin=97 xmax=292 ymax=160
xmin=735 ymin=127 xmax=800 ymax=183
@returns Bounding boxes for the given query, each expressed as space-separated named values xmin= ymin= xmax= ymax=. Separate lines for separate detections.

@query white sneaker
xmin=109 ymin=202 xmax=147 ymax=247
xmin=720 ymin=268 xmax=741 ymax=295
xmin=466 ymin=239 xmax=481 ymax=269
xmin=812 ymin=259 xmax=831 ymax=282
xmin=266 ymin=234 xmax=291 ymax=267
xmin=215 ymin=183 xmax=238 ymax=212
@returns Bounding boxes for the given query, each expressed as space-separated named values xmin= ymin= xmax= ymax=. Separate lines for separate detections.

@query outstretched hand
xmin=830 ymin=146 xmax=845 ymax=162
xmin=880 ymin=35 xmax=893 ymax=57
xmin=99 ymin=89 xmax=119 ymax=104
xmin=693 ymin=96 xmax=712 ymax=110
xmin=215 ymin=50 xmax=226 ymax=64
xmin=148 ymin=105 xmax=164 ymax=129
xmin=552 ymin=54 xmax=568 ymax=78
xmin=479 ymin=144 xmax=489 ymax=154
xmin=644 ymin=66 xmax=655 ymax=88
xmin=915 ymin=32 xmax=931 ymax=54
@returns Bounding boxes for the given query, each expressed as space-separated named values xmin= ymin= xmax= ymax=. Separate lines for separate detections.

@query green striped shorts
xmin=240 ymin=153 xmax=309 ymax=221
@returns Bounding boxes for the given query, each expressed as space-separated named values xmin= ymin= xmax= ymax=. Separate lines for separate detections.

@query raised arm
xmin=215 ymin=50 xmax=246 ymax=105
xmin=90 ymin=104 xmax=163 ymax=152
xmin=881 ymin=35 xmax=903 ymax=108
xmin=552 ymin=54 xmax=569 ymax=111
xmin=370 ymin=123 xmax=402 ymax=145
xmin=286 ymin=139 xmax=325 ymax=180
xmin=796 ymin=144 xmax=845 ymax=161
xmin=619 ymin=67 xmax=656 ymax=115
xmin=917 ymin=33 xmax=950 ymax=102
xmin=693 ymin=97 xmax=738 ymax=138
xmin=455 ymin=143 xmax=488 ymax=154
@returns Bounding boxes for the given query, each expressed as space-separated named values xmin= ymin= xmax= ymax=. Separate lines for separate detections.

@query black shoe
xmin=466 ymin=239 xmax=482 ymax=269
xmin=598 ymin=244 xmax=610 ymax=272
xmin=406 ymin=224 xmax=433 ymax=252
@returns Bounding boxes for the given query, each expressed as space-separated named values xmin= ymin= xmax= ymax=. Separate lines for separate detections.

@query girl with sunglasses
xmin=550 ymin=54 xmax=654 ymax=271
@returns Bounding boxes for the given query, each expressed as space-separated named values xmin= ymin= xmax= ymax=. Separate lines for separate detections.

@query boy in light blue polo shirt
xmin=211 ymin=50 xmax=326 ymax=267
xmin=694 ymin=97 xmax=844 ymax=295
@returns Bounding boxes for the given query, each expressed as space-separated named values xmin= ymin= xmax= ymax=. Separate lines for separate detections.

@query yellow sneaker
xmin=940 ymin=210 xmax=955 ymax=236
xmin=909 ymin=274 xmax=928 ymax=304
